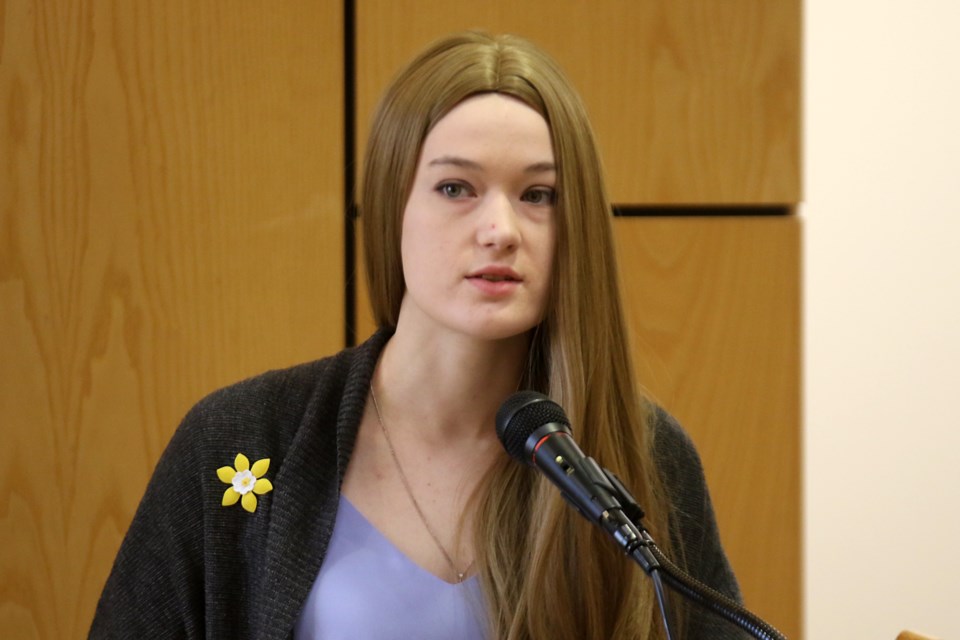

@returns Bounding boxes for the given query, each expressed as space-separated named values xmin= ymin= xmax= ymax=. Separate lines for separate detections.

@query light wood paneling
xmin=615 ymin=216 xmax=801 ymax=638
xmin=0 ymin=2 xmax=343 ymax=637
xmin=355 ymin=0 xmax=800 ymax=205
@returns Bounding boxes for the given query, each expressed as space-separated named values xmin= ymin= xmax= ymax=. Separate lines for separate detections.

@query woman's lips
xmin=466 ymin=268 xmax=522 ymax=295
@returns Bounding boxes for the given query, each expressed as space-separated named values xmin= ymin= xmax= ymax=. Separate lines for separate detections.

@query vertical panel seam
xmin=343 ymin=0 xmax=357 ymax=347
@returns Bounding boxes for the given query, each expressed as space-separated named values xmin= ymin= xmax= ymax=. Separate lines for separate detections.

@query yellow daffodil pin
xmin=217 ymin=453 xmax=273 ymax=513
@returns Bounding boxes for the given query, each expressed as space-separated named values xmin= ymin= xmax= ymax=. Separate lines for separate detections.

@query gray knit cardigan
xmin=90 ymin=329 xmax=747 ymax=639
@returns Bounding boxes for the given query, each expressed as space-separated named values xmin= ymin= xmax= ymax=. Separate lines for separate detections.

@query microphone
xmin=495 ymin=391 xmax=651 ymax=561
xmin=497 ymin=392 xmax=789 ymax=640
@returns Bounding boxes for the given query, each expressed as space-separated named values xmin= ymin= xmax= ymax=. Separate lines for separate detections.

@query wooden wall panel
xmin=355 ymin=0 xmax=800 ymax=205
xmin=615 ymin=216 xmax=801 ymax=638
xmin=0 ymin=1 xmax=343 ymax=637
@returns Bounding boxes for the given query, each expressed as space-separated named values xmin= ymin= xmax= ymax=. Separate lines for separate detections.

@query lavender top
xmin=294 ymin=496 xmax=488 ymax=639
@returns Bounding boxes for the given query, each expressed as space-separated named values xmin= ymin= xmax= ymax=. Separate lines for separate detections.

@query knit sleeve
xmin=88 ymin=402 xmax=209 ymax=639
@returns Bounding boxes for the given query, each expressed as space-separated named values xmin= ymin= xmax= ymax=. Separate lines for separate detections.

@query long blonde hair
xmin=361 ymin=32 xmax=675 ymax=639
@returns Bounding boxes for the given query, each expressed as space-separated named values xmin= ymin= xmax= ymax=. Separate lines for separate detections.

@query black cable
xmin=650 ymin=568 xmax=675 ymax=640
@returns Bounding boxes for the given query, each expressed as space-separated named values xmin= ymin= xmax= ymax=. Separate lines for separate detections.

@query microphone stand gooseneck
xmin=588 ymin=461 xmax=787 ymax=640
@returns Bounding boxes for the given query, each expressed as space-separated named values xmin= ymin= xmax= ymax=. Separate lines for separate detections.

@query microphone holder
xmin=597 ymin=467 xmax=788 ymax=640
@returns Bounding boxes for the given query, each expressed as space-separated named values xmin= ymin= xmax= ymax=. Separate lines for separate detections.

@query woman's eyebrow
xmin=427 ymin=155 xmax=482 ymax=170
xmin=524 ymin=161 xmax=557 ymax=174
xmin=427 ymin=155 xmax=556 ymax=174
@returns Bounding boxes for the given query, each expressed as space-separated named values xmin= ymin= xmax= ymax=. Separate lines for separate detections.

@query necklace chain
xmin=370 ymin=387 xmax=473 ymax=583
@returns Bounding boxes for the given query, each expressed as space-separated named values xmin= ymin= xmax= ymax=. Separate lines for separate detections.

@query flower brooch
xmin=217 ymin=453 xmax=273 ymax=513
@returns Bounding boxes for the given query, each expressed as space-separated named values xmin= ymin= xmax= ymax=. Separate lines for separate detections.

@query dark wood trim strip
xmin=612 ymin=205 xmax=793 ymax=217
xmin=343 ymin=0 xmax=357 ymax=348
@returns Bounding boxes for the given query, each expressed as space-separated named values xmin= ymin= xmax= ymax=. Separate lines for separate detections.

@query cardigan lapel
xmin=252 ymin=330 xmax=389 ymax=639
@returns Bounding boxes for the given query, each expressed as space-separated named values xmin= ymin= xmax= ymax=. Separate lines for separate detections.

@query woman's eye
xmin=523 ymin=188 xmax=556 ymax=206
xmin=437 ymin=182 xmax=470 ymax=198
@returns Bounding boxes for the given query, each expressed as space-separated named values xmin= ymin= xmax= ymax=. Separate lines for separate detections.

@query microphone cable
xmin=650 ymin=566 xmax=675 ymax=640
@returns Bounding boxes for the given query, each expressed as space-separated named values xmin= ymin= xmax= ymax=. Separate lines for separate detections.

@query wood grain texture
xmin=0 ymin=1 xmax=343 ymax=637
xmin=355 ymin=0 xmax=800 ymax=204
xmin=615 ymin=217 xmax=801 ymax=638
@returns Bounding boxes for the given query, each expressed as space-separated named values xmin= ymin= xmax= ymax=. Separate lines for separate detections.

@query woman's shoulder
xmin=106 ymin=329 xmax=390 ymax=572
xmin=645 ymin=403 xmax=745 ymax=610
xmin=186 ymin=355 xmax=338 ymax=432
xmin=647 ymin=404 xmax=706 ymax=484
xmin=645 ymin=404 xmax=715 ymax=529
xmin=646 ymin=403 xmax=715 ymax=547
xmin=179 ymin=329 xmax=390 ymax=443
xmin=140 ymin=329 xmax=390 ymax=499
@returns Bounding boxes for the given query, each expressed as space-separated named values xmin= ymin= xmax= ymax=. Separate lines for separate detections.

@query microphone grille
xmin=495 ymin=391 xmax=570 ymax=463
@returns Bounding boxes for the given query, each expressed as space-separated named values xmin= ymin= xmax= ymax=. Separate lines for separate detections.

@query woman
xmin=91 ymin=32 xmax=743 ymax=639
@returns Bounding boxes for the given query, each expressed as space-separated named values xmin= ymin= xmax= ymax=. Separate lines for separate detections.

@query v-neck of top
xmin=293 ymin=495 xmax=488 ymax=639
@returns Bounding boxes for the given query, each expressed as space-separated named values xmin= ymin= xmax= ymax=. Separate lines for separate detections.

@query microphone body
xmin=496 ymin=392 xmax=649 ymax=559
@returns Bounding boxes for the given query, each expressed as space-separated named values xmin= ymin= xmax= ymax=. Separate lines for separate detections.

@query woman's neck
xmin=374 ymin=326 xmax=529 ymax=444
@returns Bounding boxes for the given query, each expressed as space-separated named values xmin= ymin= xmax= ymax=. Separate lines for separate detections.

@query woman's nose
xmin=476 ymin=193 xmax=521 ymax=250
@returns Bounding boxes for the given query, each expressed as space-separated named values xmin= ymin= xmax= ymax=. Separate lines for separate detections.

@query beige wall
xmin=804 ymin=1 xmax=960 ymax=638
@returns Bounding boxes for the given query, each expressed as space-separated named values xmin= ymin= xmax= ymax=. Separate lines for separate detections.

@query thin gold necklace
xmin=370 ymin=387 xmax=473 ymax=583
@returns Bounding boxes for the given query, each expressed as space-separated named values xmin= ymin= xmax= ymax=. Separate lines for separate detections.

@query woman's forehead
xmin=419 ymin=94 xmax=554 ymax=169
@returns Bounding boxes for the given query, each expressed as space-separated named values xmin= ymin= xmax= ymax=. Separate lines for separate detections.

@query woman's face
xmin=398 ymin=93 xmax=557 ymax=343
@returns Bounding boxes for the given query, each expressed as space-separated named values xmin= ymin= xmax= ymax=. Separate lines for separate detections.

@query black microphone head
xmin=496 ymin=391 xmax=570 ymax=464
